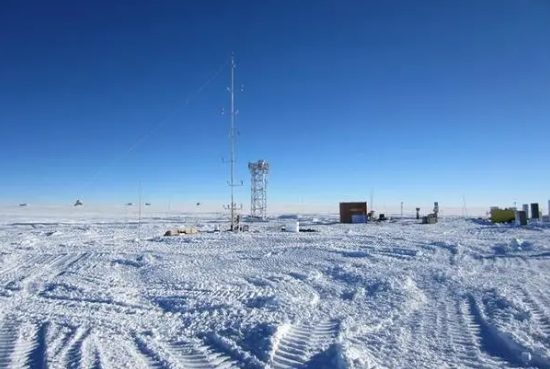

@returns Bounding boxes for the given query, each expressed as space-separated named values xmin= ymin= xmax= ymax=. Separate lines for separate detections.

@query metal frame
xmin=248 ymin=160 xmax=269 ymax=220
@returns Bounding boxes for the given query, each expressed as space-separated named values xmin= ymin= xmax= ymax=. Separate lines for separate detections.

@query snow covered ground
xmin=0 ymin=209 xmax=549 ymax=369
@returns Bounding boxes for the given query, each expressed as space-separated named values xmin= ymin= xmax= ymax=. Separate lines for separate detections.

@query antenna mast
xmin=370 ymin=188 xmax=374 ymax=212
xmin=230 ymin=53 xmax=236 ymax=230
xmin=224 ymin=53 xmax=243 ymax=230
xmin=138 ymin=182 xmax=142 ymax=241
xmin=462 ymin=195 xmax=468 ymax=217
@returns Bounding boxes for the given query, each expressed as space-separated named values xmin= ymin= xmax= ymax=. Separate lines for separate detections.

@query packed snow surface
xmin=1 ymin=211 xmax=550 ymax=368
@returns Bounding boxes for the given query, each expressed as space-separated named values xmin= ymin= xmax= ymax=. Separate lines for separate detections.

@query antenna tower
xmin=370 ymin=188 xmax=374 ymax=212
xmin=223 ymin=53 xmax=243 ymax=230
xmin=137 ymin=182 xmax=142 ymax=241
xmin=248 ymin=160 xmax=269 ymax=220
xmin=462 ymin=195 xmax=468 ymax=217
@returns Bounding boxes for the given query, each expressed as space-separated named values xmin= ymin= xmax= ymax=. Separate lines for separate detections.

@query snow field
xmin=0 ymin=213 xmax=549 ymax=368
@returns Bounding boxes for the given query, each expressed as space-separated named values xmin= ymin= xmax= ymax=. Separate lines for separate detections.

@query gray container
xmin=517 ymin=210 xmax=528 ymax=226
xmin=531 ymin=203 xmax=540 ymax=220
xmin=523 ymin=204 xmax=529 ymax=218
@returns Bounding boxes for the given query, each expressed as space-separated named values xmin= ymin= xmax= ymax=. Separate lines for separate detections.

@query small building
xmin=339 ymin=202 xmax=368 ymax=223
xmin=531 ymin=203 xmax=540 ymax=220
xmin=516 ymin=210 xmax=528 ymax=226
xmin=422 ymin=214 xmax=438 ymax=224
xmin=490 ymin=208 xmax=515 ymax=223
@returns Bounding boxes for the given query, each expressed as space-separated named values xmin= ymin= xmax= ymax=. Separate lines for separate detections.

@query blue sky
xmin=1 ymin=0 xmax=549 ymax=210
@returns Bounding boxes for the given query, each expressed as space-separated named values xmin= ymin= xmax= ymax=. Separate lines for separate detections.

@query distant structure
xmin=531 ymin=203 xmax=540 ymax=220
xmin=462 ymin=196 xmax=468 ymax=217
xmin=223 ymin=53 xmax=244 ymax=231
xmin=490 ymin=207 xmax=516 ymax=223
xmin=421 ymin=202 xmax=439 ymax=224
xmin=248 ymin=160 xmax=269 ymax=220
xmin=339 ymin=202 xmax=368 ymax=223
xmin=516 ymin=210 xmax=528 ymax=226
xmin=522 ymin=204 xmax=529 ymax=218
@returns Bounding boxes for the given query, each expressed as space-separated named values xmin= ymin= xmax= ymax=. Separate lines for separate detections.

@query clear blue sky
xmin=1 ymin=0 xmax=549 ymax=209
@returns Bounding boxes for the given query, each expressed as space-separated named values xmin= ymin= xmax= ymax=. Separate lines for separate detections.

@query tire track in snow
xmin=83 ymin=339 xmax=102 ymax=369
xmin=368 ymin=247 xmax=418 ymax=261
xmin=23 ymin=254 xmax=69 ymax=292
xmin=0 ymin=254 xmax=41 ymax=278
xmin=0 ymin=254 xmax=55 ymax=291
xmin=407 ymin=290 xmax=455 ymax=367
xmin=279 ymin=275 xmax=322 ymax=309
xmin=0 ymin=321 xmax=48 ymax=369
xmin=62 ymin=327 xmax=91 ymax=369
xmin=1 ymin=253 xmax=88 ymax=295
xmin=134 ymin=335 xmax=171 ymax=368
xmin=52 ymin=327 xmax=111 ymax=369
xmin=0 ymin=253 xmax=104 ymax=326
xmin=165 ymin=340 xmax=237 ymax=368
xmin=40 ymin=253 xmax=150 ymax=312
xmin=491 ymin=255 xmax=531 ymax=275
xmin=445 ymin=298 xmax=490 ymax=369
xmin=185 ymin=285 xmax=260 ymax=304
xmin=530 ymin=259 xmax=550 ymax=282
xmin=176 ymin=284 xmax=276 ymax=311
xmin=406 ymin=294 xmax=506 ymax=369
xmin=531 ymin=285 xmax=550 ymax=314
xmin=521 ymin=287 xmax=550 ymax=340
xmin=45 ymin=323 xmax=75 ymax=368
xmin=0 ymin=318 xmax=19 ymax=369
xmin=67 ymin=330 xmax=107 ymax=369
xmin=465 ymin=294 xmax=550 ymax=368
xmin=269 ymin=320 xmax=339 ymax=369
xmin=136 ymin=334 xmax=237 ymax=369
xmin=244 ymin=275 xmax=321 ymax=312
xmin=52 ymin=327 xmax=107 ymax=369
xmin=60 ymin=253 xmax=107 ymax=280
xmin=349 ymin=322 xmax=405 ymax=368
xmin=92 ymin=335 xmax=151 ymax=369
xmin=26 ymin=322 xmax=48 ymax=369
xmin=58 ymin=253 xmax=92 ymax=275
xmin=408 ymin=284 xmax=521 ymax=368
xmin=26 ymin=253 xmax=89 ymax=293
xmin=455 ymin=298 xmax=510 ymax=368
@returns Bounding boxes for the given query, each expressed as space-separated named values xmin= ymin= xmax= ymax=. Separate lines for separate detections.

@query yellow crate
xmin=490 ymin=209 xmax=515 ymax=223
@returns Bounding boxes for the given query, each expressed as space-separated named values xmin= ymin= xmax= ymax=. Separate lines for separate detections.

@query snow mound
xmin=493 ymin=238 xmax=535 ymax=255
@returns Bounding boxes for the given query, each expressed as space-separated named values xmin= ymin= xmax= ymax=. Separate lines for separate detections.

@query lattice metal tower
xmin=223 ymin=53 xmax=243 ymax=231
xmin=248 ymin=160 xmax=269 ymax=220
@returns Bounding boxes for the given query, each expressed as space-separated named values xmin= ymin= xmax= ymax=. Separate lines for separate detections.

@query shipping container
xmin=339 ymin=202 xmax=368 ymax=223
